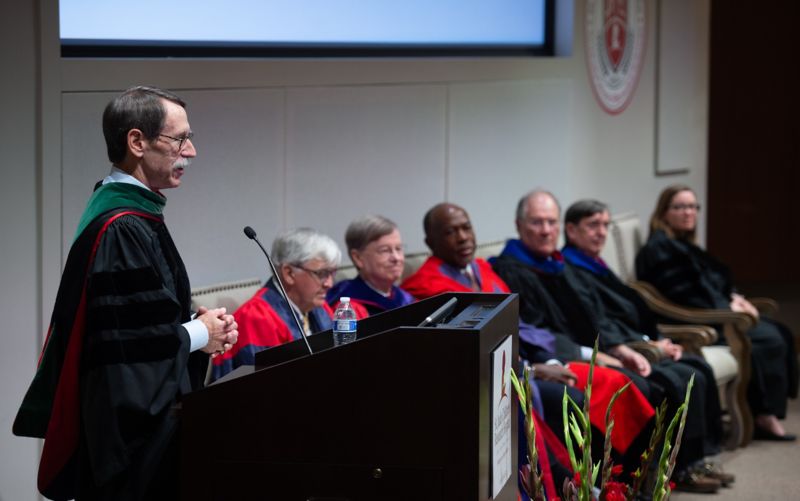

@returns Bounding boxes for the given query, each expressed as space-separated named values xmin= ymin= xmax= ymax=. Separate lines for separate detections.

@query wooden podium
xmin=180 ymin=292 xmax=519 ymax=501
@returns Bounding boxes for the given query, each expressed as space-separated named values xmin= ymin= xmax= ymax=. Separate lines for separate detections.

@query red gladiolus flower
xmin=574 ymin=471 xmax=582 ymax=487
xmin=669 ymin=480 xmax=676 ymax=490
xmin=611 ymin=465 xmax=624 ymax=477
xmin=604 ymin=481 xmax=627 ymax=501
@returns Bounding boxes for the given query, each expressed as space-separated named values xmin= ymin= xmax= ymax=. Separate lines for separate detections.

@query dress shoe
xmin=672 ymin=470 xmax=721 ymax=494
xmin=753 ymin=427 xmax=797 ymax=442
xmin=698 ymin=462 xmax=735 ymax=487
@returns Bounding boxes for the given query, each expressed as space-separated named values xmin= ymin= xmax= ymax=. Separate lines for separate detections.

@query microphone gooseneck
xmin=242 ymin=226 xmax=313 ymax=355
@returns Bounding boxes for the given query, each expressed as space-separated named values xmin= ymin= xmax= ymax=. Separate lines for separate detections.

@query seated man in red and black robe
xmin=213 ymin=228 xmax=365 ymax=380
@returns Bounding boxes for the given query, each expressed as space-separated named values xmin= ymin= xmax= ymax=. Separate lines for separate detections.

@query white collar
xmin=102 ymin=166 xmax=151 ymax=192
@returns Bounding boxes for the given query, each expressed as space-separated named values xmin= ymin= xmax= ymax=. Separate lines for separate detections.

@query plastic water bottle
xmin=332 ymin=297 xmax=357 ymax=346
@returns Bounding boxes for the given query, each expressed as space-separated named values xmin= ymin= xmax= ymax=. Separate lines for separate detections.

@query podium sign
xmin=491 ymin=335 xmax=514 ymax=498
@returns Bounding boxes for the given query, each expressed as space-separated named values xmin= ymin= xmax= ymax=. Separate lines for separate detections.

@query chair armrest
xmin=629 ymin=279 xmax=755 ymax=447
xmin=628 ymin=281 xmax=757 ymax=332
xmin=626 ymin=341 xmax=663 ymax=364
xmin=748 ymin=296 xmax=779 ymax=316
xmin=657 ymin=324 xmax=717 ymax=355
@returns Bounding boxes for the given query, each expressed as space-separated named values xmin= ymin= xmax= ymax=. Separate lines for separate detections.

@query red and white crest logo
xmin=604 ymin=0 xmax=628 ymax=69
xmin=586 ymin=0 xmax=646 ymax=114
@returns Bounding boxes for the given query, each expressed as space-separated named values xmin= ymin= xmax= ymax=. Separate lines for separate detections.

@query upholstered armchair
xmin=603 ymin=213 xmax=754 ymax=448
xmin=628 ymin=279 xmax=755 ymax=448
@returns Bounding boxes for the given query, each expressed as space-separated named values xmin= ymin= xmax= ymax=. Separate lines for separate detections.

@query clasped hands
xmin=730 ymin=293 xmax=759 ymax=320
xmin=196 ymin=306 xmax=239 ymax=358
xmin=607 ymin=338 xmax=683 ymax=378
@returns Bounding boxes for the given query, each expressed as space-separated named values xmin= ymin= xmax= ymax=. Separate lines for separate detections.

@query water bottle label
xmin=335 ymin=319 xmax=357 ymax=332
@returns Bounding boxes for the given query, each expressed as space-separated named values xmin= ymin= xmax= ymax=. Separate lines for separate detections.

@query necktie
xmin=464 ymin=266 xmax=480 ymax=291
xmin=302 ymin=312 xmax=311 ymax=335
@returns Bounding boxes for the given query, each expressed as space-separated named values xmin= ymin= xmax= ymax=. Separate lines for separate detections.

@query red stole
xmin=401 ymin=256 xmax=510 ymax=299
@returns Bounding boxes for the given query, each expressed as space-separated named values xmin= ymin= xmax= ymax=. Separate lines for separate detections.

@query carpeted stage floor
xmin=673 ymin=282 xmax=800 ymax=500
xmin=671 ymin=396 xmax=800 ymax=500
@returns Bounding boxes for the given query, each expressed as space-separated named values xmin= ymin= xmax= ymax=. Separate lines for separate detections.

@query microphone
xmin=243 ymin=226 xmax=313 ymax=355
xmin=418 ymin=297 xmax=458 ymax=327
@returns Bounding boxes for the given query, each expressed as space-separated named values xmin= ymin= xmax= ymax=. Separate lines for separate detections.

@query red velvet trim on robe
xmin=38 ymin=211 xmax=160 ymax=494
xmin=401 ymin=256 xmax=510 ymax=298
xmin=569 ymin=362 xmax=655 ymax=453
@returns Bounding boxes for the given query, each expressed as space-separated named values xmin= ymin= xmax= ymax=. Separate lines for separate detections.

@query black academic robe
xmin=492 ymin=253 xmax=664 ymax=472
xmin=565 ymin=254 xmax=723 ymax=458
xmin=636 ymin=230 xmax=797 ymax=416
xmin=15 ymin=198 xmax=207 ymax=500
xmin=493 ymin=255 xmax=720 ymax=468
xmin=635 ymin=230 xmax=733 ymax=310
xmin=490 ymin=255 xmax=593 ymax=363
xmin=493 ymin=254 xmax=661 ymax=400
xmin=565 ymin=259 xmax=660 ymax=348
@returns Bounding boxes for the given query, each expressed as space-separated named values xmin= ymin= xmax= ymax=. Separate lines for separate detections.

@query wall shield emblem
xmin=586 ymin=0 xmax=647 ymax=114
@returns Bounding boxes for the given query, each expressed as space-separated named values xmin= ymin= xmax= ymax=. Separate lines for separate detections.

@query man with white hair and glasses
xmin=212 ymin=228 xmax=356 ymax=380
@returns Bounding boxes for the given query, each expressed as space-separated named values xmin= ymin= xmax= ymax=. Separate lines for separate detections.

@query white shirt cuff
xmin=185 ymin=319 xmax=209 ymax=352
xmin=580 ymin=346 xmax=594 ymax=361
xmin=545 ymin=359 xmax=563 ymax=366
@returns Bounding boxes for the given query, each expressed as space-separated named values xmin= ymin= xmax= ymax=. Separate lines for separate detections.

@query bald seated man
xmin=402 ymin=203 xmax=568 ymax=374
xmin=402 ymin=203 xmax=656 ymax=463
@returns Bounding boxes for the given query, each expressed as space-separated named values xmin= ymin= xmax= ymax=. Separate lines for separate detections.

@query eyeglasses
xmin=159 ymin=131 xmax=194 ymax=151
xmin=669 ymin=203 xmax=701 ymax=212
xmin=292 ymin=264 xmax=337 ymax=282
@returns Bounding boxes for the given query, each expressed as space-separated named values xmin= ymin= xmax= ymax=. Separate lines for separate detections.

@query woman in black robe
xmin=636 ymin=184 xmax=798 ymax=441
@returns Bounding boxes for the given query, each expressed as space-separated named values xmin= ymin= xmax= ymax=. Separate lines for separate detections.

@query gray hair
xmin=271 ymin=228 xmax=341 ymax=267
xmin=515 ymin=189 xmax=561 ymax=221
xmin=345 ymin=215 xmax=398 ymax=254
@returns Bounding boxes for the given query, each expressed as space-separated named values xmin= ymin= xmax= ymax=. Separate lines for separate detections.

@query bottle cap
xmin=340 ymin=297 xmax=350 ymax=302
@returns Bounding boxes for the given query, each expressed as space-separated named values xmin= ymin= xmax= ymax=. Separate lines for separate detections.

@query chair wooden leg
xmin=722 ymin=375 xmax=747 ymax=449
xmin=722 ymin=324 xmax=754 ymax=447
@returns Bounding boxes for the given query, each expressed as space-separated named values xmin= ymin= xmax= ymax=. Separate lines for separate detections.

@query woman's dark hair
xmin=102 ymin=85 xmax=186 ymax=164
xmin=649 ymin=184 xmax=697 ymax=242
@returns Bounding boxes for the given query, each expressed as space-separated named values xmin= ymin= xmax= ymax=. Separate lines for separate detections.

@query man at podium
xmin=14 ymin=86 xmax=238 ymax=500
